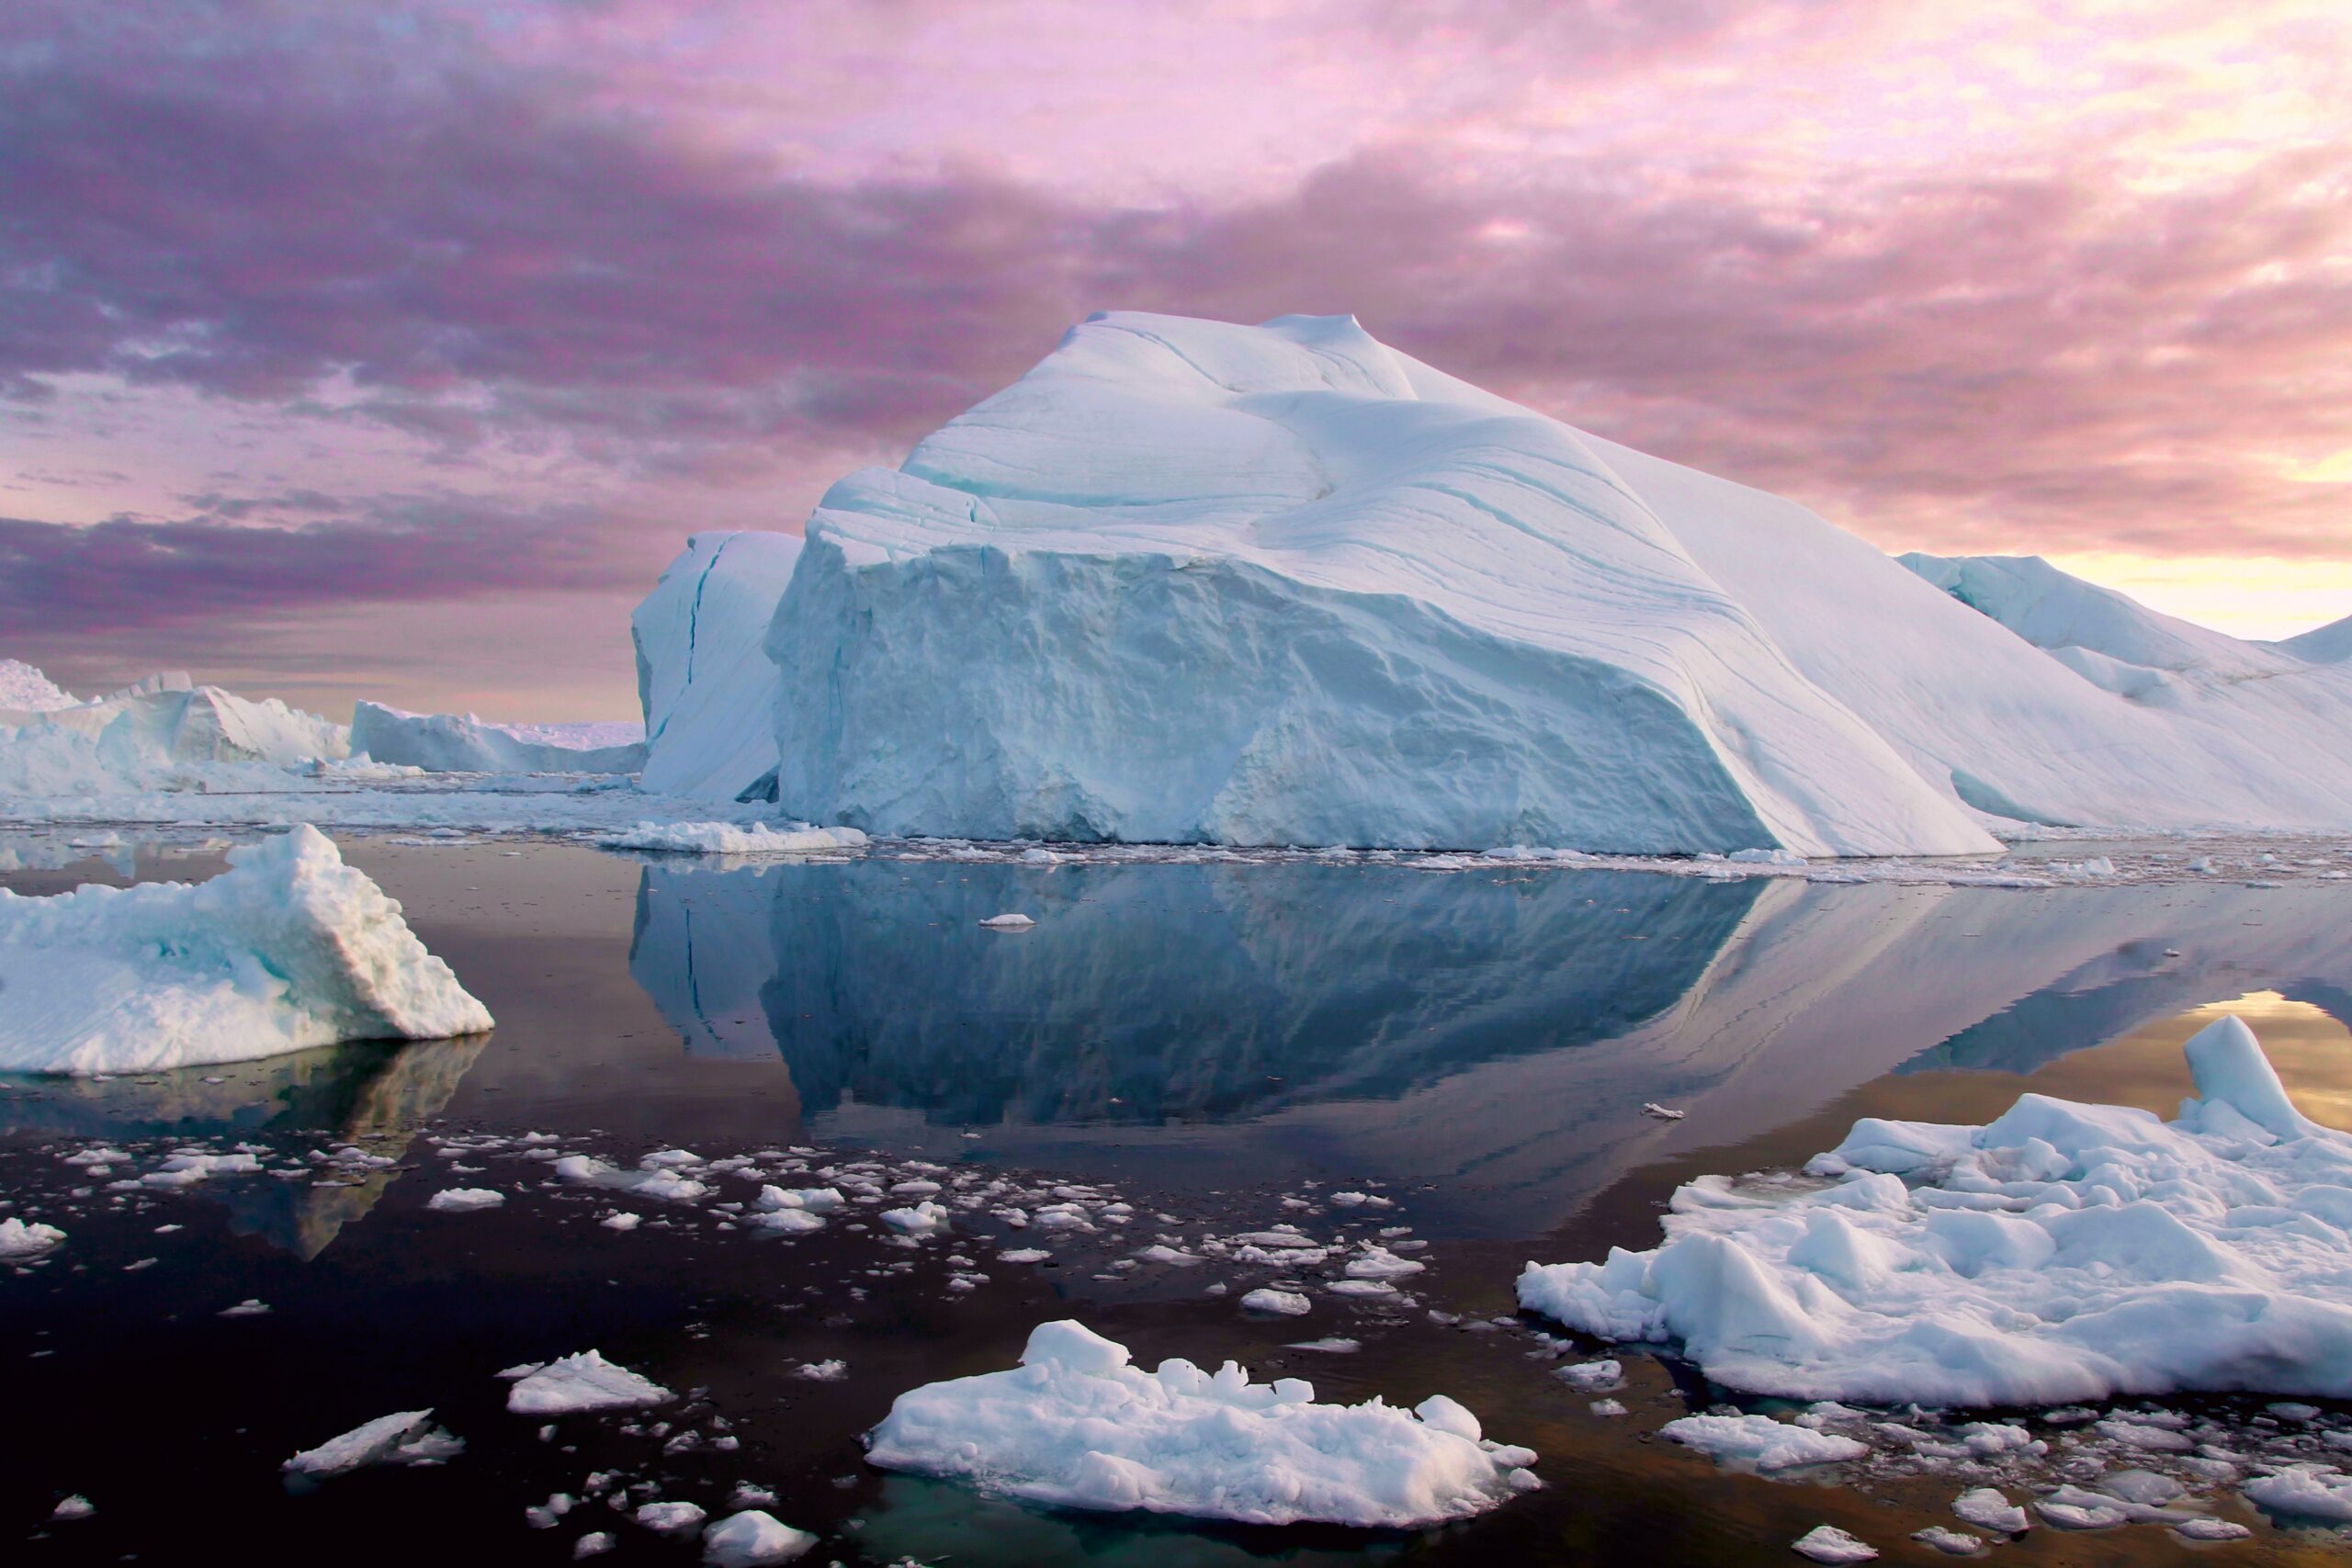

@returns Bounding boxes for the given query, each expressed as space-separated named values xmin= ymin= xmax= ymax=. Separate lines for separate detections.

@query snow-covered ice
xmin=0 ymin=825 xmax=492 ymax=1074
xmin=1519 ymin=1015 xmax=2352 ymax=1406
xmin=283 ymin=1410 xmax=463 ymax=1477
xmin=1951 ymin=1488 xmax=2029 ymax=1534
xmin=864 ymin=1319 xmax=1538 ymax=1527
xmin=633 ymin=532 xmax=805 ymax=801
xmin=427 ymin=1188 xmax=506 ymax=1212
xmin=504 ymin=1351 xmax=673 ymax=1415
xmin=350 ymin=703 xmax=644 ymax=774
xmin=2 ymin=668 xmax=348 ymax=795
xmin=593 ymin=820 xmax=866 ymax=855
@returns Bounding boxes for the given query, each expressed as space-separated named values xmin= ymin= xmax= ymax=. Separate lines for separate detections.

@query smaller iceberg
xmin=0 ymin=825 xmax=492 ymax=1075
xmin=1518 ymin=1016 xmax=2352 ymax=1407
xmin=349 ymin=702 xmax=644 ymax=773
xmin=631 ymin=531 xmax=804 ymax=801
xmin=864 ymin=1319 xmax=1538 ymax=1527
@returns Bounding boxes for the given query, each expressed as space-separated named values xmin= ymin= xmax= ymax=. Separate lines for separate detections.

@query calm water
xmin=6 ymin=836 xmax=2352 ymax=1564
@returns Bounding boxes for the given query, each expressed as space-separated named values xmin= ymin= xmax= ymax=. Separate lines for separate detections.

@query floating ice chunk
xmin=1641 ymin=1102 xmax=1686 ymax=1121
xmin=594 ymin=821 xmax=866 ymax=856
xmin=601 ymin=1212 xmax=642 ymax=1232
xmin=752 ymin=1208 xmax=825 ymax=1234
xmin=1555 ymin=1360 xmax=1623 ymax=1392
xmin=1910 ymin=1525 xmax=1982 ymax=1555
xmin=284 ymin=1410 xmax=463 ymax=1477
xmin=0 ymin=825 xmax=492 ymax=1076
xmin=1287 ymin=1337 xmax=1361 ymax=1353
xmin=506 ymin=1350 xmax=673 ymax=1415
xmin=702 ymin=1509 xmax=818 ymax=1565
xmin=756 ymin=1186 xmax=845 ymax=1213
xmin=1326 ymin=1279 xmax=1398 ymax=1297
xmin=999 ymin=1247 xmax=1051 ymax=1264
xmin=1344 ymin=1246 xmax=1426 ymax=1280
xmin=1519 ymin=1019 xmax=2352 ymax=1406
xmin=49 ymin=1495 xmax=95 ymax=1521
xmin=881 ymin=1200 xmax=951 ymax=1235
xmin=573 ymin=1532 xmax=616 ymax=1558
xmin=220 ymin=1299 xmax=270 ymax=1316
xmin=1792 ymin=1524 xmax=1876 ymax=1562
xmin=428 ymin=1188 xmax=505 ymax=1212
xmin=2245 ymin=1463 xmax=2352 ymax=1521
xmin=2172 ymin=1517 xmax=2252 ymax=1540
xmin=1951 ymin=1488 xmax=2029 ymax=1534
xmin=635 ymin=1500 xmax=707 ymax=1535
xmin=0 ymin=1217 xmax=64 ymax=1257
xmin=1661 ymin=1415 xmax=1867 ymax=1472
xmin=978 ymin=913 xmax=1035 ymax=931
xmin=794 ymin=1359 xmax=848 ymax=1382
xmin=864 ymin=1320 xmax=1537 ymax=1527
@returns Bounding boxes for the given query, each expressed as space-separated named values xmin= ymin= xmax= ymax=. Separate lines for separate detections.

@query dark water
xmin=6 ymin=837 xmax=2352 ymax=1565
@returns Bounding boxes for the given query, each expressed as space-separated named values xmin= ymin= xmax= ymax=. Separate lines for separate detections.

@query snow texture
xmin=0 ymin=660 xmax=77 ymax=711
xmin=351 ymin=702 xmax=644 ymax=773
xmin=770 ymin=312 xmax=1994 ymax=857
xmin=505 ymin=1350 xmax=673 ymax=1415
xmin=594 ymin=820 xmax=866 ymax=855
xmin=1519 ymin=1015 xmax=2352 ymax=1406
xmin=864 ymin=1319 xmax=1538 ymax=1527
xmin=633 ymin=532 xmax=806 ymax=801
xmin=0 ymin=825 xmax=492 ymax=1075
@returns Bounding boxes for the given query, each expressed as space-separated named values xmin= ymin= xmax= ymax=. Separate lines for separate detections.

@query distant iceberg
xmin=0 ymin=667 xmax=349 ymax=795
xmin=350 ymin=702 xmax=644 ymax=773
xmin=740 ymin=311 xmax=2352 ymax=853
xmin=0 ymin=824 xmax=492 ymax=1075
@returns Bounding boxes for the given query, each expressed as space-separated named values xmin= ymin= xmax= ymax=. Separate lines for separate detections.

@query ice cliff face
xmin=769 ymin=312 xmax=1996 ymax=855
xmin=633 ymin=531 xmax=804 ymax=800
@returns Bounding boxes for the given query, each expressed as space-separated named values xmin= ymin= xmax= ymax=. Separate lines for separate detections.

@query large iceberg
xmin=1 ymin=668 xmax=350 ymax=795
xmin=1516 ymin=1016 xmax=2352 ymax=1407
xmin=633 ymin=532 xmax=804 ymax=801
xmin=752 ymin=312 xmax=2352 ymax=852
xmin=769 ymin=313 xmax=1990 ymax=856
xmin=0 ymin=825 xmax=492 ymax=1075
xmin=864 ymin=1319 xmax=1538 ymax=1527
xmin=349 ymin=702 xmax=644 ymax=773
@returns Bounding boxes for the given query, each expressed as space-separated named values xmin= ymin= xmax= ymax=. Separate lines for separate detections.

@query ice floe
xmin=594 ymin=821 xmax=866 ymax=856
xmin=1520 ymin=1015 xmax=2352 ymax=1406
xmin=505 ymin=1351 xmax=673 ymax=1415
xmin=865 ymin=1320 xmax=1538 ymax=1527
xmin=283 ymin=1410 xmax=464 ymax=1477
xmin=0 ymin=824 xmax=492 ymax=1074
xmin=701 ymin=1508 xmax=817 ymax=1565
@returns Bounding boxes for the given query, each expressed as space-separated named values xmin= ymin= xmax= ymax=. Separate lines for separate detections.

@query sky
xmin=4 ymin=0 xmax=2348 ymax=721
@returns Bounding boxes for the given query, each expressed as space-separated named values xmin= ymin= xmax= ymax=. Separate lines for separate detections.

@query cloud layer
xmin=3 ymin=0 xmax=2346 ymax=710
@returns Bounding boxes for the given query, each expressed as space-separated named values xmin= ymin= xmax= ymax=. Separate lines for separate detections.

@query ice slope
xmin=0 ymin=825 xmax=492 ymax=1075
xmin=771 ymin=312 xmax=1994 ymax=856
xmin=1554 ymin=446 xmax=2352 ymax=831
xmin=1 ymin=674 xmax=350 ymax=795
xmin=1517 ymin=1016 xmax=2352 ymax=1406
xmin=2280 ymin=614 xmax=2352 ymax=665
xmin=349 ymin=703 xmax=644 ymax=773
xmin=633 ymin=532 xmax=804 ymax=801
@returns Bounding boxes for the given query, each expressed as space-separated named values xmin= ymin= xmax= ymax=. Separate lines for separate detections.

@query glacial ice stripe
xmin=1518 ymin=1016 xmax=2352 ymax=1406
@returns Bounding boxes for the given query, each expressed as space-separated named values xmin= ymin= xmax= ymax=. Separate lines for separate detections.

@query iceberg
xmin=2280 ymin=612 xmax=2352 ymax=665
xmin=1517 ymin=1015 xmax=2352 ymax=1407
xmin=349 ymin=702 xmax=644 ymax=773
xmin=1 ymin=667 xmax=350 ymax=795
xmin=727 ymin=311 xmax=2352 ymax=852
xmin=768 ymin=312 xmax=1989 ymax=856
xmin=864 ymin=1319 xmax=1538 ymax=1527
xmin=0 ymin=825 xmax=492 ymax=1075
xmin=632 ymin=531 xmax=804 ymax=800
xmin=0 ymin=659 xmax=78 ymax=712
